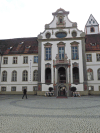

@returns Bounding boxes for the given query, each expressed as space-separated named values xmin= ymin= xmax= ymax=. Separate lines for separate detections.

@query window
xmin=88 ymin=86 xmax=94 ymax=91
xmin=12 ymin=71 xmax=17 ymax=81
xmin=87 ymin=69 xmax=93 ymax=80
xmin=59 ymin=47 xmax=64 ymax=60
xmin=1 ymin=87 xmax=6 ymax=91
xmin=22 ymin=70 xmax=28 ymax=81
xmin=45 ymin=48 xmax=51 ymax=60
xmin=34 ymin=56 xmax=38 ymax=63
xmin=97 ymin=69 xmax=100 ymax=80
xmin=11 ymin=87 xmax=16 ymax=91
xmin=23 ymin=56 xmax=28 ymax=64
xmin=33 ymin=86 xmax=38 ymax=91
xmin=46 ymin=33 xmax=51 ymax=39
xmin=22 ymin=86 xmax=27 ymax=91
xmin=99 ymin=86 xmax=100 ymax=91
xmin=86 ymin=54 xmax=92 ymax=62
xmin=72 ymin=31 xmax=77 ymax=37
xmin=72 ymin=46 xmax=78 ymax=60
xmin=13 ymin=57 xmax=17 ymax=64
xmin=33 ymin=70 xmax=38 ymax=81
xmin=2 ymin=71 xmax=7 ymax=81
xmin=59 ymin=16 xmax=63 ymax=23
xmin=96 ymin=54 xmax=100 ymax=61
xmin=3 ymin=57 xmax=8 ymax=64
xmin=90 ymin=27 xmax=94 ymax=32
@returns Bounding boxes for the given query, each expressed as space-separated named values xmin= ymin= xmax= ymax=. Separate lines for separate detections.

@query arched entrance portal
xmin=58 ymin=85 xmax=66 ymax=96
xmin=58 ymin=67 xmax=66 ymax=83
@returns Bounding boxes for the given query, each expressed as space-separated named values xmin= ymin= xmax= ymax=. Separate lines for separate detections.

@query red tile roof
xmin=85 ymin=34 xmax=100 ymax=51
xmin=0 ymin=37 xmax=38 ymax=55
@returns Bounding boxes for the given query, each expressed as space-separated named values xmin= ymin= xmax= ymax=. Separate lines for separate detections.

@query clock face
xmin=46 ymin=33 xmax=51 ymax=39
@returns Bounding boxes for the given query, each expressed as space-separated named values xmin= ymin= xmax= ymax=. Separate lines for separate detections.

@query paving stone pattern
xmin=0 ymin=95 xmax=100 ymax=133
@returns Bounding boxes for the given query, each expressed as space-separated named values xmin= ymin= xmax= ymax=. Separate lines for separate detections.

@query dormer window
xmin=90 ymin=27 xmax=95 ymax=32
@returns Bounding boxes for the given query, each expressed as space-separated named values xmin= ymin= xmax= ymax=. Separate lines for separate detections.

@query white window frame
xmin=12 ymin=71 xmax=17 ymax=81
xmin=86 ymin=54 xmax=92 ymax=62
xmin=3 ymin=57 xmax=8 ymax=64
xmin=23 ymin=56 xmax=28 ymax=64
xmin=13 ymin=57 xmax=18 ymax=64
xmin=34 ymin=56 xmax=38 ymax=63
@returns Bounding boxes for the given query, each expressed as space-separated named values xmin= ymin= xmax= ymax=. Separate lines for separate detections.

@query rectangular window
xmin=1 ymin=87 xmax=6 ymax=91
xmin=59 ymin=47 xmax=64 ymax=60
xmin=11 ymin=87 xmax=16 ymax=91
xmin=72 ymin=46 xmax=78 ymax=60
xmin=23 ymin=56 xmax=28 ymax=64
xmin=86 ymin=54 xmax=92 ymax=62
xmin=34 ymin=56 xmax=38 ymax=63
xmin=13 ymin=57 xmax=17 ymax=64
xmin=96 ymin=54 xmax=100 ymax=61
xmin=3 ymin=57 xmax=8 ymax=64
xmin=89 ymin=86 xmax=94 ymax=91
xmin=33 ymin=86 xmax=38 ymax=91
xmin=45 ymin=48 xmax=51 ymax=60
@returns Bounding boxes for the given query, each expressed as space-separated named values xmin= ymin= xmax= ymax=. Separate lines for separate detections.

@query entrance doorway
xmin=58 ymin=86 xmax=66 ymax=96
xmin=58 ymin=67 xmax=66 ymax=83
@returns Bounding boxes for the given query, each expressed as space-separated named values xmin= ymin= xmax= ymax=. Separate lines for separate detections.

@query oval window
xmin=56 ymin=32 xmax=67 ymax=38
xmin=46 ymin=33 xmax=51 ymax=39
xmin=72 ymin=31 xmax=77 ymax=37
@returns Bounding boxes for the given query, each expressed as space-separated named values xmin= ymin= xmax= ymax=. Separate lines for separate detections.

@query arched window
xmin=22 ymin=70 xmax=28 ymax=81
xmin=90 ymin=27 xmax=94 ymax=32
xmin=97 ymin=69 xmax=100 ymax=80
xmin=45 ymin=68 xmax=51 ymax=83
xmin=87 ymin=68 xmax=93 ymax=80
xmin=12 ymin=71 xmax=17 ymax=81
xmin=73 ymin=67 xmax=79 ymax=84
xmin=33 ymin=70 xmax=38 ymax=81
xmin=2 ymin=71 xmax=7 ymax=81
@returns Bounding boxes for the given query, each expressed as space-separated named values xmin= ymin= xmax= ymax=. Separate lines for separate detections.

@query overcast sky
xmin=0 ymin=0 xmax=100 ymax=39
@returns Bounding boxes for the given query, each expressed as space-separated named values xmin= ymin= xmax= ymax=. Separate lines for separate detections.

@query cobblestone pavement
xmin=0 ymin=95 xmax=100 ymax=133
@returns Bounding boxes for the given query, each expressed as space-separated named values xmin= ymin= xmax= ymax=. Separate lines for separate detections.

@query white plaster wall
xmin=49 ymin=15 xmax=73 ymax=28
xmin=1 ymin=54 xmax=38 ymax=91
xmin=41 ymin=28 xmax=82 ymax=39
xmin=86 ymin=27 xmax=98 ymax=34
xmin=41 ymin=39 xmax=84 ymax=91
xmin=71 ymin=84 xmax=83 ymax=91
xmin=86 ymin=52 xmax=100 ymax=91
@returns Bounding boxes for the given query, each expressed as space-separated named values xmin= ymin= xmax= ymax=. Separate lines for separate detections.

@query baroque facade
xmin=0 ymin=8 xmax=100 ymax=96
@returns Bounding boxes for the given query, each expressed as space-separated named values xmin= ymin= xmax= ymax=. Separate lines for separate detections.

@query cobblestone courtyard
xmin=0 ymin=95 xmax=100 ymax=133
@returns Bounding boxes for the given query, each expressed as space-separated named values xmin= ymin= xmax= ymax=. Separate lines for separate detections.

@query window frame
xmin=45 ymin=47 xmax=51 ymax=60
xmin=71 ymin=46 xmax=79 ymax=60
xmin=33 ymin=70 xmax=38 ymax=81
xmin=11 ymin=86 xmax=16 ymax=91
xmin=2 ymin=71 xmax=7 ymax=82
xmin=12 ymin=70 xmax=17 ymax=82
xmin=96 ymin=54 xmax=100 ymax=61
xmin=23 ymin=56 xmax=28 ymax=64
xmin=87 ymin=68 xmax=94 ymax=81
xmin=1 ymin=87 xmax=6 ymax=91
xmin=86 ymin=54 xmax=92 ymax=62
xmin=22 ymin=70 xmax=28 ymax=81
xmin=13 ymin=57 xmax=18 ymax=64
xmin=3 ymin=57 xmax=8 ymax=64
xmin=33 ymin=86 xmax=38 ymax=91
xmin=34 ymin=56 xmax=38 ymax=63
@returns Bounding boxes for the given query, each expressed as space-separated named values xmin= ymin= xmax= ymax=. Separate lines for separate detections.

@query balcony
xmin=53 ymin=54 xmax=70 ymax=66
